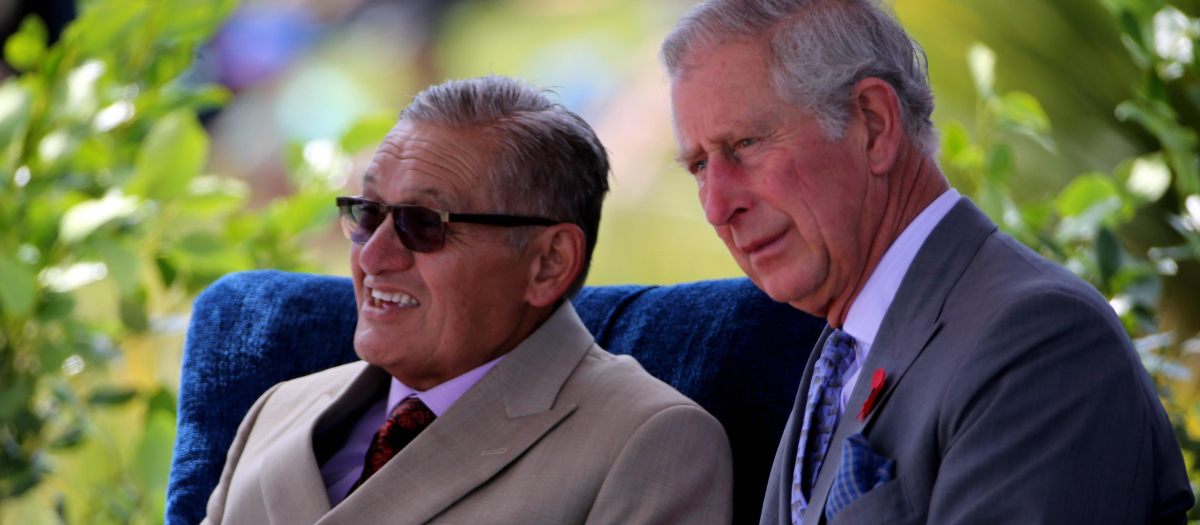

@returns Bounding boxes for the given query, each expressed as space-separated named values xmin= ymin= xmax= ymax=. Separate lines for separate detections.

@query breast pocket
xmin=827 ymin=476 xmax=917 ymax=525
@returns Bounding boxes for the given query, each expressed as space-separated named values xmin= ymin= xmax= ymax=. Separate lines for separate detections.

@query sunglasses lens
xmin=394 ymin=206 xmax=444 ymax=252
xmin=339 ymin=200 xmax=382 ymax=244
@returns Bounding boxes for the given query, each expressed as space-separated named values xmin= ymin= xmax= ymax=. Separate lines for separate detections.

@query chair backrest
xmin=165 ymin=270 xmax=825 ymax=525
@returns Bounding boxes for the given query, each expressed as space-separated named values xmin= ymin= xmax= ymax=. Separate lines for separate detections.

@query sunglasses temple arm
xmin=448 ymin=213 xmax=557 ymax=227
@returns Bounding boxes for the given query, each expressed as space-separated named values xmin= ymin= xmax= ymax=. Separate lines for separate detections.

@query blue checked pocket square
xmin=825 ymin=433 xmax=895 ymax=521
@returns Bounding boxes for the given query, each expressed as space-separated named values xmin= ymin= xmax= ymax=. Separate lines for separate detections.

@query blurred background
xmin=2 ymin=0 xmax=1200 ymax=522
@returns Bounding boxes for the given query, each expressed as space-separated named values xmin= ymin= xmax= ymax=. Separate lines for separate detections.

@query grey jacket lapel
xmin=319 ymin=302 xmax=594 ymax=525
xmin=762 ymin=325 xmax=833 ymax=525
xmin=803 ymin=198 xmax=997 ymax=524
xmin=260 ymin=362 xmax=390 ymax=525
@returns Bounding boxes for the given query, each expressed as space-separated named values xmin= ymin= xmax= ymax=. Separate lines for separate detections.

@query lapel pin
xmin=856 ymin=368 xmax=886 ymax=422
xmin=482 ymin=448 xmax=508 ymax=456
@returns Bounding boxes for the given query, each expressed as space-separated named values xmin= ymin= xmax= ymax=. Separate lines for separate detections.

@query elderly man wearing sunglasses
xmin=200 ymin=75 xmax=734 ymax=525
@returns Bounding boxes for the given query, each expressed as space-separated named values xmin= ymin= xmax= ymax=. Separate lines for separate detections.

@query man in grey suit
xmin=662 ymin=0 xmax=1193 ymax=523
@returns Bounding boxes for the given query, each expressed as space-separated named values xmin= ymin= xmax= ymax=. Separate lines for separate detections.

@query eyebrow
xmin=674 ymin=145 xmax=702 ymax=168
xmin=674 ymin=119 xmax=779 ymax=167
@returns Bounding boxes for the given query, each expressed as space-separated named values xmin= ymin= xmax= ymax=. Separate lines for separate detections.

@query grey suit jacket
xmin=762 ymin=198 xmax=1193 ymax=525
xmin=202 ymin=302 xmax=734 ymax=525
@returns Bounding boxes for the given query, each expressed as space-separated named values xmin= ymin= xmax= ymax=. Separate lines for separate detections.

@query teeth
xmin=367 ymin=287 xmax=419 ymax=307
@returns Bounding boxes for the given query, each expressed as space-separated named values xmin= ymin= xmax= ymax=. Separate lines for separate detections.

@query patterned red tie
xmin=347 ymin=396 xmax=436 ymax=495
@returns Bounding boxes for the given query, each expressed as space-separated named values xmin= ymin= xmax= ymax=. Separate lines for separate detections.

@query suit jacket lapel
xmin=319 ymin=302 xmax=595 ymax=525
xmin=803 ymin=198 xmax=997 ymax=525
xmin=260 ymin=362 xmax=390 ymax=525
xmin=764 ymin=325 xmax=833 ymax=525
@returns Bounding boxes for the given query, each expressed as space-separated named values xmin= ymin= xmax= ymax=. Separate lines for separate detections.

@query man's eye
xmin=737 ymin=138 xmax=757 ymax=148
xmin=691 ymin=160 xmax=708 ymax=174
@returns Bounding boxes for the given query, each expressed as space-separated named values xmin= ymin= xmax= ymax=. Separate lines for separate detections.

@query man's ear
xmin=525 ymin=223 xmax=586 ymax=308
xmin=851 ymin=77 xmax=904 ymax=176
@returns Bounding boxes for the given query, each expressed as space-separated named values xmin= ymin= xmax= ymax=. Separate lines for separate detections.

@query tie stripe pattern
xmin=791 ymin=329 xmax=857 ymax=524
xmin=347 ymin=396 xmax=436 ymax=496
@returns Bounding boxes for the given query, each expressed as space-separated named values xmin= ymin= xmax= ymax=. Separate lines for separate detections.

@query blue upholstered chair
xmin=165 ymin=270 xmax=825 ymax=525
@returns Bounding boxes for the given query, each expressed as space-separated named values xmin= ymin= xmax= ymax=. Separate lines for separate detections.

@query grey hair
xmin=401 ymin=75 xmax=611 ymax=298
xmin=662 ymin=0 xmax=939 ymax=159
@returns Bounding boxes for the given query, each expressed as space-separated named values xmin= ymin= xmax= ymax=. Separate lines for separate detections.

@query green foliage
xmin=0 ymin=0 xmax=375 ymax=522
xmin=948 ymin=2 xmax=1200 ymax=514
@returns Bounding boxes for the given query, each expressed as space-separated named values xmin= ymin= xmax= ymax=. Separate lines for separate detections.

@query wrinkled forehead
xmin=363 ymin=121 xmax=497 ymax=210
xmin=669 ymin=41 xmax=790 ymax=149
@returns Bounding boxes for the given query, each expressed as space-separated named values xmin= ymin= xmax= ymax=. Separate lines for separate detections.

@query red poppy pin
xmin=856 ymin=368 xmax=886 ymax=422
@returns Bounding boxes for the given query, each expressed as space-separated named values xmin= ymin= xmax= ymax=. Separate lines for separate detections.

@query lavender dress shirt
xmin=319 ymin=355 xmax=505 ymax=506
xmin=838 ymin=188 xmax=959 ymax=413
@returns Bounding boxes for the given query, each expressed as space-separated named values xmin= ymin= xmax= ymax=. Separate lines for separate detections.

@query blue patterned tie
xmin=791 ymin=329 xmax=857 ymax=524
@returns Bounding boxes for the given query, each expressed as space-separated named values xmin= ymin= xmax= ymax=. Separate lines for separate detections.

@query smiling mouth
xmin=365 ymin=286 xmax=420 ymax=309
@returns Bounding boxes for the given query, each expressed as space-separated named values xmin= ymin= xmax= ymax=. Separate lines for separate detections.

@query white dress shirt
xmin=320 ymin=354 xmax=505 ymax=506
xmin=838 ymin=189 xmax=960 ymax=412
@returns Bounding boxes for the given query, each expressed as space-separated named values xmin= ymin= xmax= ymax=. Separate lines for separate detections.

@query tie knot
xmin=824 ymin=329 xmax=856 ymax=367
xmin=387 ymin=396 xmax=436 ymax=431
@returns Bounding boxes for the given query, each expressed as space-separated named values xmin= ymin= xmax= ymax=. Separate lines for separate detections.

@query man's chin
xmin=756 ymin=274 xmax=824 ymax=314
xmin=354 ymin=331 xmax=404 ymax=368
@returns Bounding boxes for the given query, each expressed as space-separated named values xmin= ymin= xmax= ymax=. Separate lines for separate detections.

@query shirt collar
xmin=387 ymin=353 xmax=506 ymax=417
xmin=842 ymin=188 xmax=960 ymax=347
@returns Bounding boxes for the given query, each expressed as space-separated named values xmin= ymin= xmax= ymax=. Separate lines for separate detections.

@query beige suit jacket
xmin=201 ymin=302 xmax=734 ymax=525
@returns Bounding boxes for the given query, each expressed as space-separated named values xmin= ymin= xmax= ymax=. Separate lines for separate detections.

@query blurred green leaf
xmin=150 ymin=43 xmax=197 ymax=88
xmin=1055 ymin=173 xmax=1121 ymax=217
xmin=0 ymin=255 xmax=37 ymax=319
xmin=941 ymin=120 xmax=985 ymax=173
xmin=941 ymin=120 xmax=970 ymax=159
xmin=1124 ymin=154 xmax=1171 ymax=203
xmin=92 ymin=238 xmax=140 ymax=295
xmin=0 ymin=79 xmax=32 ymax=154
xmin=177 ymin=231 xmax=226 ymax=255
xmin=49 ymin=425 xmax=84 ymax=449
xmin=1117 ymin=13 xmax=1152 ymax=69
xmin=155 ymin=256 xmax=177 ymax=287
xmin=984 ymin=144 xmax=1015 ymax=183
xmin=1096 ymin=228 xmax=1124 ymax=286
xmin=4 ymin=15 xmax=47 ymax=72
xmin=1115 ymin=99 xmax=1200 ymax=195
xmin=998 ymin=91 xmax=1052 ymax=134
xmin=119 ymin=295 xmax=148 ymax=332
xmin=973 ymin=180 xmax=1008 ymax=225
xmin=67 ymin=0 xmax=146 ymax=55
xmin=134 ymin=411 xmax=174 ymax=495
xmin=126 ymin=110 xmax=209 ymax=201
xmin=60 ymin=189 xmax=141 ymax=244
xmin=341 ymin=112 xmax=397 ymax=153
xmin=157 ymin=0 xmax=238 ymax=42
xmin=268 ymin=192 xmax=337 ymax=237
xmin=1056 ymin=196 xmax=1125 ymax=243
xmin=168 ymin=83 xmax=233 ymax=113
xmin=181 ymin=176 xmax=249 ymax=218
xmin=968 ymin=43 xmax=996 ymax=97
xmin=1019 ymin=197 xmax=1055 ymax=231
xmin=146 ymin=387 xmax=175 ymax=417
xmin=282 ymin=140 xmax=305 ymax=173
xmin=86 ymin=386 xmax=137 ymax=406
xmin=35 ymin=292 xmax=74 ymax=322
xmin=71 ymin=135 xmax=115 ymax=172
xmin=0 ymin=378 xmax=33 ymax=420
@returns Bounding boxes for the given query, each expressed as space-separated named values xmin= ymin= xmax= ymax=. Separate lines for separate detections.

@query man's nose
xmin=701 ymin=155 xmax=751 ymax=227
xmin=357 ymin=213 xmax=416 ymax=274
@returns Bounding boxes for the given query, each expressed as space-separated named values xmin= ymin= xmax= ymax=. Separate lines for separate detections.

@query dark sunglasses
xmin=336 ymin=196 xmax=558 ymax=252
